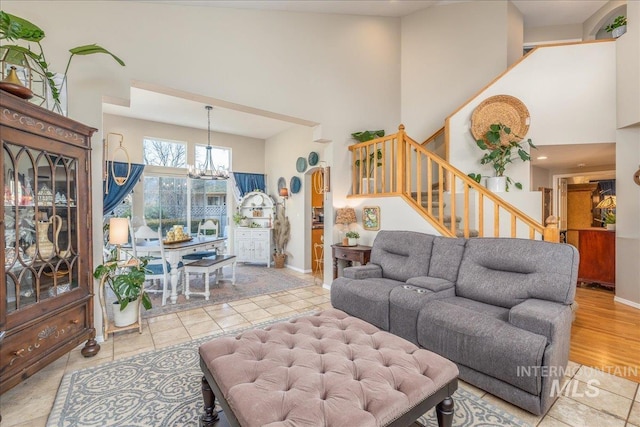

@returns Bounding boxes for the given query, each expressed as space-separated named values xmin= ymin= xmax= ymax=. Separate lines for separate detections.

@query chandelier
xmin=187 ymin=105 xmax=229 ymax=180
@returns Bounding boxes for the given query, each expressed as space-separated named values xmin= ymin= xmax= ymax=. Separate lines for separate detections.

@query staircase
xmin=348 ymin=125 xmax=559 ymax=242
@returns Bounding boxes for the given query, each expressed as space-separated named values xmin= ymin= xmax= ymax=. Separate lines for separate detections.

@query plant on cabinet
xmin=345 ymin=231 xmax=360 ymax=246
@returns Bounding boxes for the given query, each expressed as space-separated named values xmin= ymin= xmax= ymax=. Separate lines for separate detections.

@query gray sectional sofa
xmin=330 ymin=230 xmax=579 ymax=415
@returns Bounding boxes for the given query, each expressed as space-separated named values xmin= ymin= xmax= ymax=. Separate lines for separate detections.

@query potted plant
xmin=605 ymin=15 xmax=627 ymax=38
xmin=0 ymin=11 xmax=125 ymax=114
xmin=345 ymin=231 xmax=360 ymax=246
xmin=352 ymin=130 xmax=384 ymax=192
xmin=93 ymin=257 xmax=152 ymax=327
xmin=469 ymin=123 xmax=536 ymax=192
xmin=273 ymin=205 xmax=290 ymax=268
xmin=604 ymin=212 xmax=616 ymax=231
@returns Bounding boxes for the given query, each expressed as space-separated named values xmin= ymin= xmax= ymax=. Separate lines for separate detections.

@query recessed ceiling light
xmin=577 ymin=163 xmax=586 ymax=167
xmin=537 ymin=156 xmax=548 ymax=160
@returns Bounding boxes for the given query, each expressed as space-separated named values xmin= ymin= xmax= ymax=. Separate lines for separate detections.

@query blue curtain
xmin=103 ymin=161 xmax=145 ymax=214
xmin=233 ymin=172 xmax=265 ymax=197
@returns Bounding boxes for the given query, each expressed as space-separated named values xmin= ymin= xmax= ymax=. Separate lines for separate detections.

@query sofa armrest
xmin=343 ymin=264 xmax=382 ymax=279
xmin=406 ymin=276 xmax=455 ymax=292
xmin=509 ymin=299 xmax=572 ymax=343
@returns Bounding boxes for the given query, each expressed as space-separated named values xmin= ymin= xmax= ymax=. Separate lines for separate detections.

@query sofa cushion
xmin=435 ymin=296 xmax=510 ymax=322
xmin=330 ymin=277 xmax=403 ymax=330
xmin=456 ymin=238 xmax=579 ymax=308
xmin=370 ymin=230 xmax=435 ymax=282
xmin=389 ymin=284 xmax=455 ymax=344
xmin=417 ymin=299 xmax=547 ymax=395
xmin=428 ymin=237 xmax=466 ymax=282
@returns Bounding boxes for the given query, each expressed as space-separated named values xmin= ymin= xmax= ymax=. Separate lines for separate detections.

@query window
xmin=190 ymin=179 xmax=228 ymax=234
xmin=143 ymin=176 xmax=188 ymax=232
xmin=143 ymin=138 xmax=187 ymax=167
xmin=194 ymin=145 xmax=230 ymax=171
xmin=138 ymin=140 xmax=230 ymax=237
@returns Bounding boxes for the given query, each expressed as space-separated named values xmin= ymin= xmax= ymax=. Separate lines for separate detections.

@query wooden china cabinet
xmin=0 ymin=92 xmax=100 ymax=394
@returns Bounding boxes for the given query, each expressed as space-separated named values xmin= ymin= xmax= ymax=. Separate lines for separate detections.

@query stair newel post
xmin=397 ymin=124 xmax=406 ymax=195
xmin=543 ymin=215 xmax=560 ymax=243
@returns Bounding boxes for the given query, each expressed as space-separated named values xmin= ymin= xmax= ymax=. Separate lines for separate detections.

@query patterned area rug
xmin=48 ymin=315 xmax=531 ymax=427
xmin=142 ymin=264 xmax=317 ymax=317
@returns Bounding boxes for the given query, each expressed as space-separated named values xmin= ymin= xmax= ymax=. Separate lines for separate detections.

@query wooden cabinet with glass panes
xmin=1 ymin=92 xmax=100 ymax=394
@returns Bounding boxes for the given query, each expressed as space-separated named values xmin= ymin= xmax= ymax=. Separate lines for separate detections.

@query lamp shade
xmin=279 ymin=187 xmax=289 ymax=198
xmin=335 ymin=207 xmax=356 ymax=225
xmin=109 ymin=217 xmax=129 ymax=245
xmin=596 ymin=195 xmax=616 ymax=209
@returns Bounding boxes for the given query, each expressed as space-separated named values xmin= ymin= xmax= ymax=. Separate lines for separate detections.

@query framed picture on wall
xmin=362 ymin=206 xmax=380 ymax=230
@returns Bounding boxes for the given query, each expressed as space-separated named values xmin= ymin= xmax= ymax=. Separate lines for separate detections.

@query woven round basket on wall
xmin=471 ymin=95 xmax=530 ymax=147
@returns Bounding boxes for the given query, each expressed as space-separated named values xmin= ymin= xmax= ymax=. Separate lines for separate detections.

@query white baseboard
xmin=322 ymin=283 xmax=331 ymax=290
xmin=283 ymin=265 xmax=311 ymax=274
xmin=614 ymin=296 xmax=640 ymax=310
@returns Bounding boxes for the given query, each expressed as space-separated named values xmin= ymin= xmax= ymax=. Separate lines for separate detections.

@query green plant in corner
xmin=472 ymin=123 xmax=536 ymax=191
xmin=0 ymin=11 xmax=125 ymax=113
xmin=604 ymin=15 xmax=627 ymax=33
xmin=93 ymin=257 xmax=152 ymax=311
xmin=352 ymin=130 xmax=384 ymax=177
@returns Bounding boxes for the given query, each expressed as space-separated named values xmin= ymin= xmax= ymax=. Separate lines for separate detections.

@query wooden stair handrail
xmin=348 ymin=125 xmax=558 ymax=241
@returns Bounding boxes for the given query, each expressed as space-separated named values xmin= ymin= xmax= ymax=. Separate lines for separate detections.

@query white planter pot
xmin=113 ymin=300 xmax=139 ymax=327
xmin=612 ymin=25 xmax=626 ymax=38
xmin=606 ymin=224 xmax=616 ymax=231
xmin=348 ymin=237 xmax=358 ymax=246
xmin=486 ymin=176 xmax=507 ymax=193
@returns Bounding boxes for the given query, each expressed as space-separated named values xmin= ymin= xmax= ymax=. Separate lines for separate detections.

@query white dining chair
xmin=128 ymin=219 xmax=181 ymax=306
xmin=182 ymin=219 xmax=220 ymax=263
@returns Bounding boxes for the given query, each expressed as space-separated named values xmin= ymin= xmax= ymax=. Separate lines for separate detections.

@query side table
xmin=331 ymin=244 xmax=372 ymax=279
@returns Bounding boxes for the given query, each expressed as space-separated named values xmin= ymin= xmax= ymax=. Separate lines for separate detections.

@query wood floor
xmin=570 ymin=286 xmax=640 ymax=382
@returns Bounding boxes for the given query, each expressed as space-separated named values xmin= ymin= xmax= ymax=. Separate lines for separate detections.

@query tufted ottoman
xmin=198 ymin=309 xmax=458 ymax=427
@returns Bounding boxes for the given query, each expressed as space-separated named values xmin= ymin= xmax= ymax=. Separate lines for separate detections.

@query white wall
xmin=614 ymin=0 xmax=640 ymax=306
xmin=507 ymin=1 xmax=524 ymax=66
xmin=401 ymin=1 xmax=509 ymax=141
xmin=103 ymin=114 xmax=265 ymax=171
xmin=264 ymin=125 xmax=318 ymax=272
xmin=531 ymin=166 xmax=551 ymax=189
xmin=448 ymin=41 xmax=616 ymax=193
xmin=3 ymin=0 xmax=402 ymax=336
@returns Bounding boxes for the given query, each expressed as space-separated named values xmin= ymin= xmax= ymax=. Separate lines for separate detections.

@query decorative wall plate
xmin=296 ymin=157 xmax=307 ymax=173
xmin=308 ymin=151 xmax=319 ymax=166
xmin=290 ymin=176 xmax=302 ymax=194
xmin=471 ymin=95 xmax=530 ymax=144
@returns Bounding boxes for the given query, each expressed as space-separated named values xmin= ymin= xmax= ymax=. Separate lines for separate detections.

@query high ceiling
xmin=146 ymin=1 xmax=608 ymax=26
xmin=107 ymin=0 xmax=616 ymax=169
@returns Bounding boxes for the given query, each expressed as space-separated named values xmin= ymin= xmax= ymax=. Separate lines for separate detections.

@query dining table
xmin=132 ymin=236 xmax=227 ymax=304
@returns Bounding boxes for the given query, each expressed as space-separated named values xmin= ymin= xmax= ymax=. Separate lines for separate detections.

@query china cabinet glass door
xmin=3 ymin=141 xmax=80 ymax=313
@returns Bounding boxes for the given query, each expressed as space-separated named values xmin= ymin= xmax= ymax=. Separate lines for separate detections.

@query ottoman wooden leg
xmin=199 ymin=376 xmax=219 ymax=426
xmin=436 ymin=396 xmax=454 ymax=427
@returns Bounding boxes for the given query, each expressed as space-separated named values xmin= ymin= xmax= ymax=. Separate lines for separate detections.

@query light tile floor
xmin=1 ymin=284 xmax=639 ymax=427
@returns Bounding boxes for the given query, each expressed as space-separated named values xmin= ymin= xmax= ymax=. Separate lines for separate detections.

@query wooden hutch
xmin=1 ymin=91 xmax=100 ymax=394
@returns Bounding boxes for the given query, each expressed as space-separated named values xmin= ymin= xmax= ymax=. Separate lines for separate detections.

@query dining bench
xmin=183 ymin=255 xmax=237 ymax=300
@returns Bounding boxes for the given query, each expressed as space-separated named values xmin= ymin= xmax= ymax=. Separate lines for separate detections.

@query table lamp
xmin=335 ymin=207 xmax=356 ymax=245
xmin=595 ymin=195 xmax=616 ymax=229
xmin=109 ymin=217 xmax=129 ymax=261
